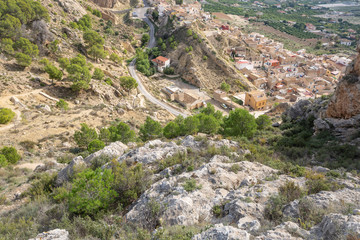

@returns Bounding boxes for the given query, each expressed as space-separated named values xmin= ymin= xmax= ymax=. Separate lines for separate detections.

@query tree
xmin=175 ymin=0 xmax=183 ymax=5
xmin=139 ymin=117 xmax=162 ymax=141
xmin=161 ymin=43 xmax=166 ymax=51
xmin=87 ymin=139 xmax=105 ymax=153
xmin=256 ymin=114 xmax=272 ymax=130
xmin=83 ymin=30 xmax=104 ymax=47
xmin=64 ymin=168 xmax=117 ymax=216
xmin=0 ymin=108 xmax=15 ymax=124
xmin=74 ymin=123 xmax=98 ymax=148
xmin=88 ymin=44 xmax=107 ymax=61
xmin=44 ymin=64 xmax=63 ymax=82
xmin=13 ymin=37 xmax=39 ymax=57
xmin=92 ymin=68 xmax=104 ymax=80
xmin=0 ymin=14 xmax=21 ymax=38
xmin=220 ymin=81 xmax=230 ymax=92
xmin=15 ymin=52 xmax=31 ymax=67
xmin=0 ymin=38 xmax=14 ymax=54
xmin=223 ymin=108 xmax=257 ymax=138
xmin=197 ymin=114 xmax=220 ymax=134
xmin=120 ymin=76 xmax=138 ymax=94
xmin=181 ymin=116 xmax=200 ymax=135
xmin=58 ymin=57 xmax=70 ymax=70
xmin=186 ymin=29 xmax=193 ymax=36
xmin=163 ymin=122 xmax=180 ymax=139
xmin=110 ymin=53 xmax=121 ymax=63
xmin=1 ymin=146 xmax=21 ymax=164
xmin=107 ymin=122 xmax=136 ymax=144
xmin=141 ymin=34 xmax=150 ymax=47
xmin=66 ymin=55 xmax=91 ymax=91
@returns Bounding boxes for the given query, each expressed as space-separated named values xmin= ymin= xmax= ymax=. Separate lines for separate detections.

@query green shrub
xmin=1 ymin=146 xmax=21 ymax=164
xmin=104 ymin=78 xmax=113 ymax=86
xmin=183 ymin=179 xmax=202 ymax=192
xmin=92 ymin=68 xmax=104 ymax=80
xmin=1 ymin=38 xmax=14 ymax=54
xmin=203 ymin=55 xmax=208 ymax=60
xmin=56 ymin=99 xmax=69 ymax=110
xmin=212 ymin=205 xmax=222 ymax=217
xmin=26 ymin=172 xmax=57 ymax=198
xmin=163 ymin=122 xmax=180 ymax=139
xmin=163 ymin=67 xmax=175 ymax=75
xmin=87 ymin=139 xmax=105 ymax=153
xmin=45 ymin=64 xmax=63 ymax=81
xmin=0 ymin=154 xmax=8 ymax=168
xmin=15 ymin=52 xmax=32 ymax=67
xmin=229 ymin=164 xmax=241 ymax=174
xmin=103 ymin=122 xmax=136 ymax=144
xmin=57 ymin=168 xmax=117 ymax=216
xmin=0 ymin=108 xmax=15 ymax=124
xmin=264 ymin=195 xmax=284 ymax=223
xmin=279 ymin=181 xmax=304 ymax=203
xmin=256 ymin=115 xmax=272 ymax=130
xmin=220 ymin=81 xmax=230 ymax=92
xmin=111 ymin=161 xmax=150 ymax=207
xmin=139 ymin=117 xmax=162 ymax=141
xmin=223 ymin=108 xmax=257 ymax=138
xmin=14 ymin=37 xmax=39 ymax=57
xmin=110 ymin=53 xmax=121 ymax=63
xmin=74 ymin=123 xmax=98 ymax=148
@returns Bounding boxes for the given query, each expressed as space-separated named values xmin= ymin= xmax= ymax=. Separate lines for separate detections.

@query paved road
xmin=127 ymin=4 xmax=187 ymax=117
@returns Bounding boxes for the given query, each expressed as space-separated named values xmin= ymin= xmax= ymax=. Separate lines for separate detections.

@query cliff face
xmin=326 ymin=46 xmax=360 ymax=119
xmin=91 ymin=0 xmax=117 ymax=8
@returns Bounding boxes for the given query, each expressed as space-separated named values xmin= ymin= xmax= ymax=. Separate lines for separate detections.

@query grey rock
xmin=309 ymin=214 xmax=360 ymax=240
xmin=192 ymin=224 xmax=250 ymax=240
xmin=56 ymin=156 xmax=86 ymax=185
xmin=237 ymin=216 xmax=261 ymax=232
xmin=85 ymin=141 xmax=128 ymax=164
xmin=36 ymin=104 xmax=51 ymax=112
xmin=29 ymin=229 xmax=69 ymax=240
xmin=57 ymin=0 xmax=86 ymax=21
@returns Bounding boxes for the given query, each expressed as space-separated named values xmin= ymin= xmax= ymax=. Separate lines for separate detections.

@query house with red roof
xmin=152 ymin=56 xmax=170 ymax=72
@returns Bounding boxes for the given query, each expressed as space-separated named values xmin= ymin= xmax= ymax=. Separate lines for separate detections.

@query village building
xmin=162 ymin=86 xmax=204 ymax=110
xmin=213 ymin=90 xmax=242 ymax=109
xmin=152 ymin=56 xmax=170 ymax=72
xmin=245 ymin=90 xmax=267 ymax=110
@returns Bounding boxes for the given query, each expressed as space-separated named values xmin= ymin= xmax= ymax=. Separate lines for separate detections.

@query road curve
xmin=127 ymin=6 xmax=187 ymax=117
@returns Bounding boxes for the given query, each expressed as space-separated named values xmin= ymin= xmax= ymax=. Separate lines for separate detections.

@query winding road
xmin=127 ymin=4 xmax=187 ymax=117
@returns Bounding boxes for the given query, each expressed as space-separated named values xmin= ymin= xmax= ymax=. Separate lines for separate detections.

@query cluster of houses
xmin=144 ymin=0 xmax=356 ymax=113
xmin=227 ymin=32 xmax=353 ymax=105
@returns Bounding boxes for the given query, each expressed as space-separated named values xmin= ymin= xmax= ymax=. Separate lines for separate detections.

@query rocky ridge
xmin=53 ymin=135 xmax=360 ymax=239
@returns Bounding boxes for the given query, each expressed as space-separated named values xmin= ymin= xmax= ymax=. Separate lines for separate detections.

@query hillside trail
xmin=0 ymin=89 xmax=54 ymax=132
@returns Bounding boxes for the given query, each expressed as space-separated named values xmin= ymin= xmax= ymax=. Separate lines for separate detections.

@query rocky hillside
xmin=327 ymin=45 xmax=360 ymax=119
xmin=21 ymin=135 xmax=360 ymax=240
xmin=161 ymin=26 xmax=250 ymax=91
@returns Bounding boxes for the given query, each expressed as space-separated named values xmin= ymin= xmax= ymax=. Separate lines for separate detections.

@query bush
xmin=223 ymin=108 xmax=257 ymax=138
xmin=110 ymin=53 xmax=121 ymax=63
xmin=13 ymin=37 xmax=39 ymax=57
xmin=229 ymin=164 xmax=241 ymax=173
xmin=1 ymin=38 xmax=14 ymax=54
xmin=0 ymin=154 xmax=8 ymax=168
xmin=256 ymin=115 xmax=272 ymax=130
xmin=26 ymin=172 xmax=57 ymax=198
xmin=104 ymin=122 xmax=136 ymax=144
xmin=58 ymin=168 xmax=117 ymax=216
xmin=15 ymin=52 xmax=32 ymax=67
xmin=163 ymin=67 xmax=175 ymax=75
xmin=87 ymin=139 xmax=105 ymax=153
xmin=203 ymin=55 xmax=208 ymax=60
xmin=45 ymin=64 xmax=63 ymax=81
xmin=139 ymin=117 xmax=162 ymax=141
xmin=264 ymin=195 xmax=284 ymax=223
xmin=92 ymin=68 xmax=104 ymax=80
xmin=120 ymin=76 xmax=138 ymax=93
xmin=163 ymin=122 xmax=180 ymax=139
xmin=220 ymin=81 xmax=230 ymax=92
xmin=1 ymin=146 xmax=21 ymax=164
xmin=111 ymin=161 xmax=150 ymax=207
xmin=212 ymin=205 xmax=222 ymax=217
xmin=74 ymin=123 xmax=98 ymax=148
xmin=183 ymin=179 xmax=202 ymax=192
xmin=56 ymin=99 xmax=69 ymax=110
xmin=279 ymin=181 xmax=304 ymax=203
xmin=0 ymin=108 xmax=15 ymax=124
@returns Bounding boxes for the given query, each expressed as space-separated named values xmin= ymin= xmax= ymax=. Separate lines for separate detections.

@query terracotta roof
xmin=156 ymin=56 xmax=169 ymax=62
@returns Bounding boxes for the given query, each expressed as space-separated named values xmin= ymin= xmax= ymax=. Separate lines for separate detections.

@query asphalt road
xmin=128 ymin=4 xmax=187 ymax=117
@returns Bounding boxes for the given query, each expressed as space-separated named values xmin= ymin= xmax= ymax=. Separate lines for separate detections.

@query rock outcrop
xmin=29 ymin=229 xmax=69 ymax=240
xmin=57 ymin=0 xmax=87 ymax=21
xmin=91 ymin=0 xmax=117 ymax=8
xmin=327 ymin=44 xmax=360 ymax=119
xmin=192 ymin=224 xmax=250 ymax=240
xmin=56 ymin=141 xmax=128 ymax=185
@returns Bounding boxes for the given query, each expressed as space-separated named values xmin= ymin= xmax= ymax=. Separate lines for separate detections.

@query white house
xmin=152 ymin=56 xmax=170 ymax=72
xmin=340 ymin=39 xmax=352 ymax=46
xmin=235 ymin=60 xmax=254 ymax=70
